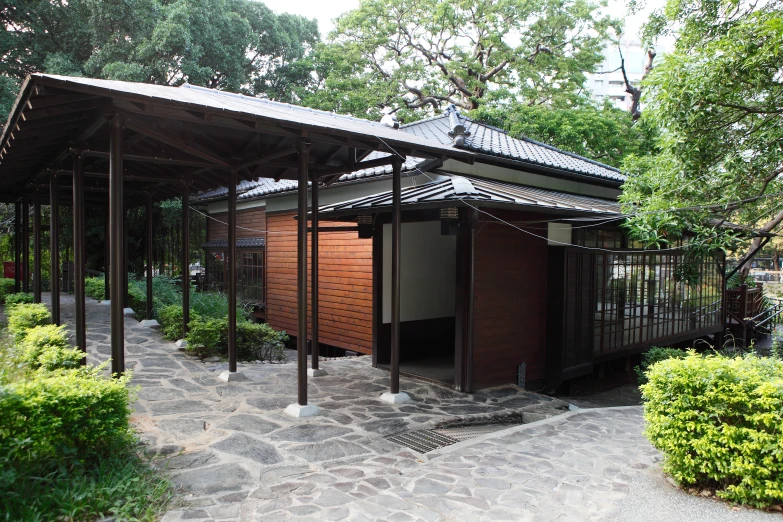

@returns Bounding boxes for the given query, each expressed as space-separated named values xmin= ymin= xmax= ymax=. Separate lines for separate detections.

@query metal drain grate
xmin=386 ymin=429 xmax=458 ymax=453
xmin=431 ymin=424 xmax=510 ymax=442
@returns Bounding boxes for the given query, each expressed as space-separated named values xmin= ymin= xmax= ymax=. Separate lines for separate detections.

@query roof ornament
xmin=380 ymin=111 xmax=400 ymax=129
xmin=445 ymin=104 xmax=470 ymax=147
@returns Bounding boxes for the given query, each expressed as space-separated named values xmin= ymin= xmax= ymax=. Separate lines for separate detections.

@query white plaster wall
xmin=382 ymin=221 xmax=456 ymax=324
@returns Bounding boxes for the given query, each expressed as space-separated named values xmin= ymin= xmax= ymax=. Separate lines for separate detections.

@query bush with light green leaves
xmin=20 ymin=324 xmax=83 ymax=371
xmin=7 ymin=303 xmax=50 ymax=341
xmin=0 ymin=278 xmax=14 ymax=303
xmin=642 ymin=353 xmax=783 ymax=507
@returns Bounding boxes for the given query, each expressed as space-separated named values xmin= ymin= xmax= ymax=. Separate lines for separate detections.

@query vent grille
xmin=387 ymin=424 xmax=515 ymax=453
xmin=386 ymin=430 xmax=458 ymax=453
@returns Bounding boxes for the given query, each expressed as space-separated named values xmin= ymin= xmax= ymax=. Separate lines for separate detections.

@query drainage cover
xmin=432 ymin=424 xmax=510 ymax=442
xmin=386 ymin=429 xmax=458 ymax=453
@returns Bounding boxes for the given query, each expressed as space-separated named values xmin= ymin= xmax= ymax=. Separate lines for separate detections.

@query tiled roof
xmin=194 ymin=153 xmax=428 ymax=202
xmin=401 ymin=113 xmax=625 ymax=182
xmin=194 ymin=109 xmax=624 ymax=203
xmin=319 ymin=176 xmax=621 ymax=216
xmin=202 ymin=238 xmax=266 ymax=249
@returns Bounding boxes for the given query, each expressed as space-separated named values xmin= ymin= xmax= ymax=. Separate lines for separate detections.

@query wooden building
xmin=196 ymin=107 xmax=738 ymax=392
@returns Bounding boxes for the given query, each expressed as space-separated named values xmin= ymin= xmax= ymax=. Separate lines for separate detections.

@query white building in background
xmin=586 ymin=38 xmax=668 ymax=112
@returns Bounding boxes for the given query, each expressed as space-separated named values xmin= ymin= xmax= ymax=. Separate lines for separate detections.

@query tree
xmin=0 ymin=0 xmax=319 ymax=123
xmin=302 ymin=0 xmax=618 ymax=120
xmin=473 ymin=101 xmax=658 ymax=168
xmin=619 ymin=0 xmax=783 ymax=276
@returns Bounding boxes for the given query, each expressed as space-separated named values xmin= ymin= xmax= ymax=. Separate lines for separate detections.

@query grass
xmin=0 ymin=440 xmax=174 ymax=522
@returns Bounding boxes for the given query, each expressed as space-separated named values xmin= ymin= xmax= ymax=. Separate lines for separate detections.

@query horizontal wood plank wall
xmin=266 ymin=211 xmax=373 ymax=354
xmin=472 ymin=211 xmax=549 ymax=389
xmin=208 ymin=207 xmax=267 ymax=240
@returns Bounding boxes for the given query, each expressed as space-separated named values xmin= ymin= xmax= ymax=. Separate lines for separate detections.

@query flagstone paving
xmin=26 ymin=294 xmax=776 ymax=521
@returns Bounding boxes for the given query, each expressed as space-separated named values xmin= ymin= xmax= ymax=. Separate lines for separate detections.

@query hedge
xmin=0 ymin=278 xmax=14 ymax=303
xmin=642 ymin=353 xmax=783 ymax=507
xmin=635 ymin=347 xmax=687 ymax=385
xmin=186 ymin=316 xmax=287 ymax=362
xmin=4 ymin=292 xmax=33 ymax=309
xmin=7 ymin=304 xmax=51 ymax=341
xmin=21 ymin=324 xmax=83 ymax=371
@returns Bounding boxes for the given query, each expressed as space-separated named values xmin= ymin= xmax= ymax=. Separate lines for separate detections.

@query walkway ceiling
xmin=0 ymin=74 xmax=474 ymax=207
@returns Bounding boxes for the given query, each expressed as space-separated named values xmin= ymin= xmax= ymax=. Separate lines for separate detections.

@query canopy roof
xmin=318 ymin=175 xmax=621 ymax=218
xmin=0 ymin=74 xmax=473 ymax=206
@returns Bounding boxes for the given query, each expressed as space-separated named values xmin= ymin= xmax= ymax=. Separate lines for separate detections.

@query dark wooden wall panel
xmin=208 ymin=207 xmax=267 ymax=240
xmin=472 ymin=211 xmax=549 ymax=389
xmin=265 ymin=211 xmax=374 ymax=353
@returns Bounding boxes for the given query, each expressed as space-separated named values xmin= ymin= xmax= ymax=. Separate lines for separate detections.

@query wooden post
xmin=109 ymin=115 xmax=125 ymax=376
xmin=123 ymin=210 xmax=129 ymax=308
xmin=72 ymin=151 xmax=87 ymax=361
xmin=227 ymin=170 xmax=238 ymax=373
xmin=104 ymin=206 xmax=110 ymax=301
xmin=390 ymin=158 xmax=402 ymax=395
xmin=310 ymin=173 xmax=320 ymax=371
xmin=146 ymin=196 xmax=154 ymax=320
xmin=49 ymin=171 xmax=60 ymax=325
xmin=33 ymin=192 xmax=41 ymax=303
xmin=371 ymin=223 xmax=383 ymax=368
xmin=22 ymin=198 xmax=29 ymax=293
xmin=13 ymin=201 xmax=21 ymax=293
xmin=297 ymin=140 xmax=310 ymax=405
xmin=182 ymin=185 xmax=190 ymax=334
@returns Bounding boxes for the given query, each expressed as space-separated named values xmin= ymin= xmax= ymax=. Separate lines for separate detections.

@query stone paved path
xmin=21 ymin=295 xmax=776 ymax=521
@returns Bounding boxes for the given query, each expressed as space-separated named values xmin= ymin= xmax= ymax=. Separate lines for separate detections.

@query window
xmin=202 ymin=238 xmax=265 ymax=304
xmin=609 ymin=80 xmax=625 ymax=87
xmin=594 ymin=80 xmax=604 ymax=87
xmin=238 ymin=251 xmax=265 ymax=303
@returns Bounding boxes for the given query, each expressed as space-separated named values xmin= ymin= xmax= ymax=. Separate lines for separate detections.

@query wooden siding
xmin=265 ymin=211 xmax=374 ymax=354
xmin=208 ymin=207 xmax=267 ymax=240
xmin=472 ymin=212 xmax=549 ymax=389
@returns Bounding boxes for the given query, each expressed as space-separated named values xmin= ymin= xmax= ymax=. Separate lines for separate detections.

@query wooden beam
xmin=81 ymin=150 xmax=217 ymax=169
xmin=122 ymin=116 xmax=232 ymax=169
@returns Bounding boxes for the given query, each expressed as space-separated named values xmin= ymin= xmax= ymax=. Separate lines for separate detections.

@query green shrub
xmin=84 ymin=276 xmax=106 ymax=301
xmin=0 ymin=368 xmax=132 ymax=463
xmin=186 ymin=316 xmax=226 ymax=358
xmin=0 ymin=278 xmax=14 ymax=303
xmin=128 ymin=279 xmax=147 ymax=316
xmin=236 ymin=322 xmax=288 ymax=362
xmin=4 ymin=292 xmax=33 ymax=308
xmin=20 ymin=324 xmax=83 ymax=371
xmin=7 ymin=303 xmax=51 ymax=341
xmin=158 ymin=304 xmax=185 ymax=341
xmin=635 ymin=347 xmax=687 ymax=385
xmin=642 ymin=354 xmax=783 ymax=507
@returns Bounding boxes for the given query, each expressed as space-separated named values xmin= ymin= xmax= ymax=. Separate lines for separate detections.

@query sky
xmin=261 ymin=0 xmax=667 ymax=41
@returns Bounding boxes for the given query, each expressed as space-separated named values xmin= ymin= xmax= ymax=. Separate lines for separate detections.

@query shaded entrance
xmin=378 ymin=220 xmax=457 ymax=385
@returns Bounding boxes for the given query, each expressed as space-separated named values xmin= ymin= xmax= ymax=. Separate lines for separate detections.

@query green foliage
xmin=158 ymin=304 xmax=185 ymax=341
xmin=185 ymin=316 xmax=288 ymax=362
xmin=20 ymin=325 xmax=84 ymax=371
xmin=642 ymin=354 xmax=783 ymax=507
xmin=236 ymin=322 xmax=288 ymax=362
xmin=185 ymin=316 xmax=226 ymax=358
xmin=7 ymin=303 xmax=51 ymax=341
xmin=0 ymin=368 xmax=132 ymax=461
xmin=1 ymin=438 xmax=173 ymax=522
xmin=0 ymin=320 xmax=171 ymax=520
xmin=84 ymin=276 xmax=106 ymax=300
xmin=635 ymin=347 xmax=687 ymax=385
xmin=303 ymin=0 xmax=618 ymax=119
xmin=0 ymin=278 xmax=15 ymax=303
xmin=473 ymin=102 xmax=658 ymax=169
xmin=621 ymin=0 xmax=783 ymax=259
xmin=1 ymin=0 xmax=319 ymax=119
xmin=3 ymin=292 xmax=33 ymax=308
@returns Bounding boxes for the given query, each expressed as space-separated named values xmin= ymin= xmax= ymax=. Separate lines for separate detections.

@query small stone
xmin=700 ymin=489 xmax=712 ymax=497
xmin=770 ymin=505 xmax=783 ymax=512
